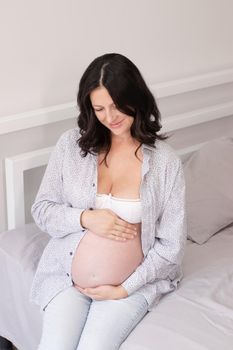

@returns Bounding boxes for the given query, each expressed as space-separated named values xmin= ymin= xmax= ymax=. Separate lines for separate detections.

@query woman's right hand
xmin=80 ymin=209 xmax=137 ymax=241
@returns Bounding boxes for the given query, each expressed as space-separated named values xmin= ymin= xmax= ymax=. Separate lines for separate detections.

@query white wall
xmin=0 ymin=0 xmax=233 ymax=117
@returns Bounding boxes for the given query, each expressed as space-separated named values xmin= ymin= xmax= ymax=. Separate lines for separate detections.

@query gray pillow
xmin=183 ymin=137 xmax=233 ymax=244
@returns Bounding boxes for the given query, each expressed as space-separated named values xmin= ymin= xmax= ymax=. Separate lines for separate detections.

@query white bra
xmin=95 ymin=193 xmax=142 ymax=224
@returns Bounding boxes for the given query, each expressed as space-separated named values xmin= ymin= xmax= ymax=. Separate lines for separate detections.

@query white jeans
xmin=38 ymin=286 xmax=148 ymax=350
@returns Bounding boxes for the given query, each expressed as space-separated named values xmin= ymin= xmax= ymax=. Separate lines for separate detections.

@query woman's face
xmin=90 ymin=86 xmax=134 ymax=138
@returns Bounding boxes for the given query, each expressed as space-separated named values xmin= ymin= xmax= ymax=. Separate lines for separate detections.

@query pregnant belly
xmin=71 ymin=226 xmax=143 ymax=288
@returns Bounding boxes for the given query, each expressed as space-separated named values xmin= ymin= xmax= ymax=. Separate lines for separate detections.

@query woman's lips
xmin=109 ymin=119 xmax=124 ymax=128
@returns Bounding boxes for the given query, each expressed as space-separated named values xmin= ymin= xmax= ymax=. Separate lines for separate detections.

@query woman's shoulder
xmin=147 ymin=140 xmax=183 ymax=184
xmin=148 ymin=139 xmax=181 ymax=166
xmin=57 ymin=127 xmax=80 ymax=142
xmin=55 ymin=127 xmax=81 ymax=149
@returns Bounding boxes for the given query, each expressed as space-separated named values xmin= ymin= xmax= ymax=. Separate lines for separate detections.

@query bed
xmin=0 ymin=135 xmax=233 ymax=350
xmin=122 ymin=223 xmax=233 ymax=350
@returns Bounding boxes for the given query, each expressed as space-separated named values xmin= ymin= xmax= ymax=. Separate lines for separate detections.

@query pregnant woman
xmin=30 ymin=53 xmax=187 ymax=350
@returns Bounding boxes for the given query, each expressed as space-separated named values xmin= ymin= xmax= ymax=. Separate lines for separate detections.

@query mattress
xmin=0 ymin=223 xmax=233 ymax=350
xmin=0 ymin=224 xmax=48 ymax=350
xmin=121 ymin=224 xmax=233 ymax=350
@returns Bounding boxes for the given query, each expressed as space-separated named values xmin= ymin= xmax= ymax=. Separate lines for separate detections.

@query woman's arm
xmin=121 ymin=157 xmax=187 ymax=295
xmin=31 ymin=131 xmax=86 ymax=238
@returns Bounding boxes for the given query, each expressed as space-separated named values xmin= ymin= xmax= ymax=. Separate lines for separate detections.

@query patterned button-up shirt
xmin=30 ymin=128 xmax=187 ymax=311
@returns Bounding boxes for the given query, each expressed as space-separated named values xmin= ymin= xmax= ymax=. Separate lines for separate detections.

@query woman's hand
xmin=74 ymin=284 xmax=128 ymax=300
xmin=81 ymin=208 xmax=137 ymax=241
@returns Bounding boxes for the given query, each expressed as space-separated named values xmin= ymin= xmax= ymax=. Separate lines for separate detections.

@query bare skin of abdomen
xmin=71 ymin=223 xmax=143 ymax=288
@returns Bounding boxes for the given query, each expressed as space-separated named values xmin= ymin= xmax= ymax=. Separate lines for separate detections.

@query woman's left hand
xmin=74 ymin=284 xmax=128 ymax=300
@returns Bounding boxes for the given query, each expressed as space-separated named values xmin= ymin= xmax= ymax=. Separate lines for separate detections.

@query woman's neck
xmin=110 ymin=134 xmax=139 ymax=150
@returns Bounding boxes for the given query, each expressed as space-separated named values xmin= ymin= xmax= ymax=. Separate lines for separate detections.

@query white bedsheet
xmin=0 ymin=224 xmax=47 ymax=350
xmin=0 ymin=223 xmax=233 ymax=350
xmin=122 ymin=224 xmax=233 ymax=350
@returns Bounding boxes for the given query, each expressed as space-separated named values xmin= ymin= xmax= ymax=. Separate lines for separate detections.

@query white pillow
xmin=183 ymin=137 xmax=233 ymax=244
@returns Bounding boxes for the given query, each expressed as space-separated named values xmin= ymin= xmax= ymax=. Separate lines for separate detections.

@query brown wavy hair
xmin=77 ymin=53 xmax=168 ymax=165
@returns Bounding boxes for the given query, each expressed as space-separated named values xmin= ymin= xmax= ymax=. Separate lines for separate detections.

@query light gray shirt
xmin=30 ymin=128 xmax=187 ymax=311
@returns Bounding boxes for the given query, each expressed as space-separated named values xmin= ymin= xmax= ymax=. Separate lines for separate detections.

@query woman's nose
xmin=105 ymin=109 xmax=117 ymax=122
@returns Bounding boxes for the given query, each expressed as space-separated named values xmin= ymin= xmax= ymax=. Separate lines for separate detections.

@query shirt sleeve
xmin=31 ymin=131 xmax=86 ymax=238
xmin=121 ymin=157 xmax=187 ymax=295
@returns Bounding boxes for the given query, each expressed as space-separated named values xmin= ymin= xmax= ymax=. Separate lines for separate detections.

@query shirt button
xmin=69 ymin=252 xmax=73 ymax=256
xmin=82 ymin=229 xmax=85 ymax=232
xmin=89 ymin=207 xmax=93 ymax=210
xmin=92 ymin=183 xmax=95 ymax=187
xmin=66 ymin=273 xmax=70 ymax=277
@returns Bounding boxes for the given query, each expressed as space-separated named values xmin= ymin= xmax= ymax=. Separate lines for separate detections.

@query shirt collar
xmin=142 ymin=143 xmax=156 ymax=152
